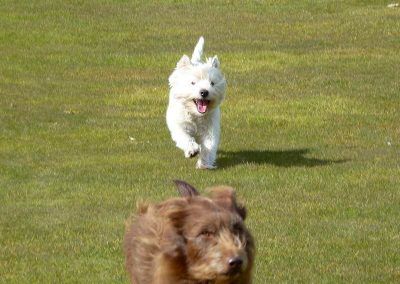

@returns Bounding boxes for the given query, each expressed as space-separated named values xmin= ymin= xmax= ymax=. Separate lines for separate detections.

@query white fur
xmin=166 ymin=37 xmax=227 ymax=169
xmin=191 ymin=36 xmax=204 ymax=64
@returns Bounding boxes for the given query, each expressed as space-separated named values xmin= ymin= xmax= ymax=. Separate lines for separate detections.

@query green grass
xmin=1 ymin=0 xmax=399 ymax=283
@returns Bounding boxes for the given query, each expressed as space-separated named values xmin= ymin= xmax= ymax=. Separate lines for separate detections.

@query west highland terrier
xmin=166 ymin=37 xmax=227 ymax=169
xmin=124 ymin=180 xmax=255 ymax=283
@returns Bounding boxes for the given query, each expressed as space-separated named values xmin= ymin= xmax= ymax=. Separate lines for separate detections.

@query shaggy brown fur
xmin=124 ymin=180 xmax=255 ymax=284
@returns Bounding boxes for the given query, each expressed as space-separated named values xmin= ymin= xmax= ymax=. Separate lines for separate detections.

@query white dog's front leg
xmin=196 ymin=129 xmax=220 ymax=169
xmin=170 ymin=128 xmax=200 ymax=158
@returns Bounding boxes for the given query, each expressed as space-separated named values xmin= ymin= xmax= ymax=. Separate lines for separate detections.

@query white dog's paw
xmin=184 ymin=142 xmax=200 ymax=158
xmin=196 ymin=160 xmax=217 ymax=170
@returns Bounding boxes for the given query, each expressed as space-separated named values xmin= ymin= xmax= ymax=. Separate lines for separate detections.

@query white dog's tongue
xmin=196 ymin=99 xmax=209 ymax=113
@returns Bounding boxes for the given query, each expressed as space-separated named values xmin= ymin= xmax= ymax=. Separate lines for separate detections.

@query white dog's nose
xmin=200 ymin=89 xmax=209 ymax=98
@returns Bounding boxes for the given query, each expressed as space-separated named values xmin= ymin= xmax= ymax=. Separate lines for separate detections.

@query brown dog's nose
xmin=228 ymin=257 xmax=243 ymax=269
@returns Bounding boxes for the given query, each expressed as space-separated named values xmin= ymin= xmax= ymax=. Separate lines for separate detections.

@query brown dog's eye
xmin=199 ymin=230 xmax=214 ymax=237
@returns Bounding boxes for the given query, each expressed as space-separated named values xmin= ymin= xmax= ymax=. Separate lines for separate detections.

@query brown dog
xmin=123 ymin=180 xmax=255 ymax=284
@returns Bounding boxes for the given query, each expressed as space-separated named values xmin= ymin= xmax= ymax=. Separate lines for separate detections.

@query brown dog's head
xmin=171 ymin=180 xmax=254 ymax=282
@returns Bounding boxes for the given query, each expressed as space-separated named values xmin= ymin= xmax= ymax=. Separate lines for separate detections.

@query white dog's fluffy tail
xmin=191 ymin=36 xmax=204 ymax=64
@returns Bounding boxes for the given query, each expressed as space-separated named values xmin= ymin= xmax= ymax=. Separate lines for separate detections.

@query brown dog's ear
xmin=174 ymin=180 xmax=200 ymax=198
xmin=164 ymin=199 xmax=188 ymax=230
xmin=208 ymin=186 xmax=247 ymax=220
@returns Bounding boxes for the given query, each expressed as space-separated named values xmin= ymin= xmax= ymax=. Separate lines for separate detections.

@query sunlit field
xmin=1 ymin=1 xmax=399 ymax=282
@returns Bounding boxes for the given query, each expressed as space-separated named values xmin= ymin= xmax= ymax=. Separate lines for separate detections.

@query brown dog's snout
xmin=229 ymin=256 xmax=243 ymax=267
xmin=227 ymin=256 xmax=243 ymax=274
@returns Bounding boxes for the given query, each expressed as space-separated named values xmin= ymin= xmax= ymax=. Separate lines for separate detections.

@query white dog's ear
xmin=211 ymin=56 xmax=220 ymax=68
xmin=176 ymin=55 xmax=191 ymax=69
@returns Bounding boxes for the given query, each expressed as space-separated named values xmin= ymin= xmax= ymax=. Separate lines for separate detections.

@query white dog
xmin=166 ymin=37 xmax=226 ymax=169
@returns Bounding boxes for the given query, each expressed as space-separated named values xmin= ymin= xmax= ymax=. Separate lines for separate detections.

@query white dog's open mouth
xmin=194 ymin=99 xmax=210 ymax=114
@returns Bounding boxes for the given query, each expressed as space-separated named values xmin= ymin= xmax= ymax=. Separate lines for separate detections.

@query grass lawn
xmin=1 ymin=0 xmax=399 ymax=283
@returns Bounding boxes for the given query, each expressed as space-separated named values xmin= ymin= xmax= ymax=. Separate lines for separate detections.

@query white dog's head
xmin=168 ymin=37 xmax=226 ymax=116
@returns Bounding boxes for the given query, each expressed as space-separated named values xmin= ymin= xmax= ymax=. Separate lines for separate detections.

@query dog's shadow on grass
xmin=218 ymin=149 xmax=346 ymax=168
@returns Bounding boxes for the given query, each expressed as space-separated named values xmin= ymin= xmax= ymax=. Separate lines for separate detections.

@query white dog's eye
xmin=210 ymin=81 xmax=215 ymax=86
xmin=191 ymin=81 xmax=196 ymax=85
